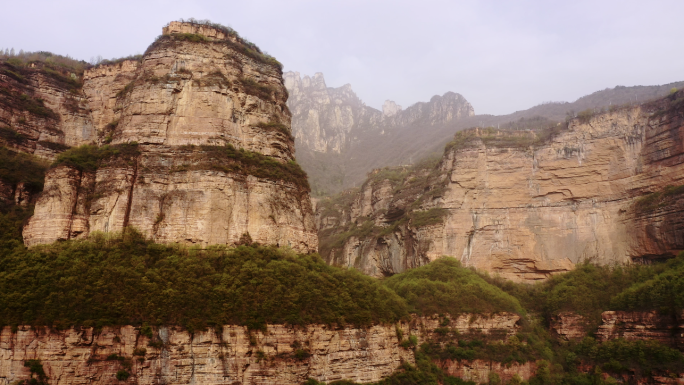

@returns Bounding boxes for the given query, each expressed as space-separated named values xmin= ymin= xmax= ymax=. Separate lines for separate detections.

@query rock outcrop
xmin=597 ymin=310 xmax=684 ymax=349
xmin=0 ymin=313 xmax=521 ymax=385
xmin=22 ymin=22 xmax=317 ymax=252
xmin=319 ymin=93 xmax=684 ymax=281
xmin=0 ymin=61 xmax=94 ymax=159
xmin=0 ymin=324 xmax=411 ymax=385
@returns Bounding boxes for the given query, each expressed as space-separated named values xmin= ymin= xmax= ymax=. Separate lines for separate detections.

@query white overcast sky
xmin=1 ymin=0 xmax=682 ymax=115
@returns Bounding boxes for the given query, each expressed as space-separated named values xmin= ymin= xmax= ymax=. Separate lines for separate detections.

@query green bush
xmin=577 ymin=109 xmax=596 ymax=124
xmin=239 ymin=76 xmax=275 ymax=101
xmin=51 ymin=143 xmax=140 ymax=172
xmin=410 ymin=208 xmax=448 ymax=228
xmin=611 ymin=256 xmax=684 ymax=314
xmin=383 ymin=257 xmax=524 ymax=316
xmin=574 ymin=337 xmax=684 ymax=375
xmin=0 ymin=232 xmax=408 ymax=331
xmin=0 ymin=146 xmax=48 ymax=191
xmin=115 ymin=369 xmax=130 ymax=381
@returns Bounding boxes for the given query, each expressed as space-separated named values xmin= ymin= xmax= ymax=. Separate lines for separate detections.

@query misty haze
xmin=1 ymin=2 xmax=684 ymax=385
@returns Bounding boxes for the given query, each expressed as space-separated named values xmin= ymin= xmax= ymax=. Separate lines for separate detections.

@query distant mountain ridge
xmin=286 ymin=73 xmax=684 ymax=196
xmin=284 ymin=71 xmax=474 ymax=195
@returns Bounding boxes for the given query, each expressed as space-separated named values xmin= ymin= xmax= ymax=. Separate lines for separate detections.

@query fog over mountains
xmin=286 ymin=71 xmax=684 ymax=196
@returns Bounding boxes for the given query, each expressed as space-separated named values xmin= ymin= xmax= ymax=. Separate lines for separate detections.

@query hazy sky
xmin=1 ymin=0 xmax=682 ymax=115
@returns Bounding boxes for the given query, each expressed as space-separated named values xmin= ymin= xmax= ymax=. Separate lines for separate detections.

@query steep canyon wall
xmin=16 ymin=22 xmax=317 ymax=252
xmin=319 ymin=94 xmax=684 ymax=281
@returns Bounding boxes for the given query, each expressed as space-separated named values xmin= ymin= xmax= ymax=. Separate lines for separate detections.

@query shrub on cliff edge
xmin=383 ymin=257 xmax=525 ymax=316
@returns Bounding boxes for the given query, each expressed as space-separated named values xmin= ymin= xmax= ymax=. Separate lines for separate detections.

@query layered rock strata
xmin=550 ymin=312 xmax=587 ymax=341
xmin=597 ymin=310 xmax=684 ymax=349
xmin=0 ymin=313 xmax=520 ymax=385
xmin=0 ymin=61 xmax=94 ymax=159
xmin=22 ymin=22 xmax=317 ymax=252
xmin=319 ymin=93 xmax=684 ymax=281
xmin=0 ymin=324 xmax=411 ymax=385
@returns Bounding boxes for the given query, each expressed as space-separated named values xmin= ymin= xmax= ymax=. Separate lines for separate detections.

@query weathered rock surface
xmin=319 ymin=93 xmax=684 ymax=281
xmin=22 ymin=22 xmax=317 ymax=252
xmin=0 ymin=314 xmax=521 ymax=385
xmin=0 ymin=324 xmax=412 ymax=385
xmin=0 ymin=62 xmax=94 ymax=159
xmin=550 ymin=312 xmax=587 ymax=341
xmin=597 ymin=310 xmax=684 ymax=348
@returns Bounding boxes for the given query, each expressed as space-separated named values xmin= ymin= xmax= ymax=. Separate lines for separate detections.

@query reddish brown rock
xmin=22 ymin=22 xmax=317 ymax=252
xmin=597 ymin=310 xmax=684 ymax=348
xmin=550 ymin=312 xmax=587 ymax=340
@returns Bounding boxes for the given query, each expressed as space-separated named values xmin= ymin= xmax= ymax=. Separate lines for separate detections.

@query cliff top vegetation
xmin=143 ymin=18 xmax=283 ymax=70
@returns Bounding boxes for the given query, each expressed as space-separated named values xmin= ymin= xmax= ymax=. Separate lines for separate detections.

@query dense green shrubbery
xmin=0 ymin=231 xmax=407 ymax=331
xmin=573 ymin=337 xmax=684 ymax=376
xmin=170 ymin=33 xmax=208 ymax=43
xmin=384 ymin=258 xmax=524 ymax=316
xmin=410 ymin=208 xmax=448 ymax=228
xmin=611 ymin=256 xmax=684 ymax=314
xmin=51 ymin=143 xmax=140 ymax=172
xmin=0 ymin=147 xmax=47 ymax=250
xmin=198 ymin=144 xmax=309 ymax=190
xmin=0 ymin=146 xmax=48 ymax=191
xmin=481 ymin=260 xmax=674 ymax=329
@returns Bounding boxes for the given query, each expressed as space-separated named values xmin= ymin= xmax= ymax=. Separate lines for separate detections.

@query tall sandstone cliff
xmin=21 ymin=21 xmax=317 ymax=252
xmin=319 ymin=92 xmax=684 ymax=281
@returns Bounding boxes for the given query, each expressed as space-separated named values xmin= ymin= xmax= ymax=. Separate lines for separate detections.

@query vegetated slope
xmin=0 ymin=146 xmax=48 ymax=246
xmin=0 ymin=232 xmax=405 ymax=331
xmin=3 ymin=198 xmax=684 ymax=385
xmin=305 ymin=254 xmax=684 ymax=385
xmin=287 ymin=70 xmax=683 ymax=196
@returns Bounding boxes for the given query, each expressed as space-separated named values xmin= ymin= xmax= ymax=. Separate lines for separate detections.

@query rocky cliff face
xmin=597 ymin=311 xmax=684 ymax=349
xmin=283 ymin=71 xmax=474 ymax=195
xmin=21 ymin=22 xmax=317 ymax=252
xmin=284 ymin=71 xmax=473 ymax=155
xmin=0 ymin=61 xmax=94 ymax=159
xmin=319 ymin=92 xmax=684 ymax=281
xmin=0 ymin=314 xmax=520 ymax=385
